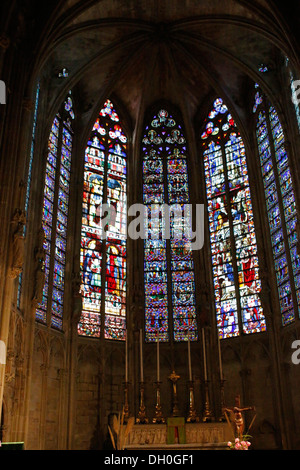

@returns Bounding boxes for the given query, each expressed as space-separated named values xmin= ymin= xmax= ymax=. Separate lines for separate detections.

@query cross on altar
xmin=223 ymin=395 xmax=256 ymax=439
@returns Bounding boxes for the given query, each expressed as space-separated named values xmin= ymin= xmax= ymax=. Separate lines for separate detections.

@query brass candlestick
xmin=186 ymin=380 xmax=199 ymax=423
xmin=202 ymin=380 xmax=214 ymax=422
xmin=218 ymin=379 xmax=226 ymax=422
xmin=136 ymin=381 xmax=149 ymax=424
xmin=152 ymin=381 xmax=165 ymax=424
xmin=169 ymin=370 xmax=180 ymax=417
xmin=123 ymin=381 xmax=130 ymax=423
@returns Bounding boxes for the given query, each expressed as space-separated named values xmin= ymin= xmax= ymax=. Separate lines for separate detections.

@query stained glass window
xmin=78 ymin=99 xmax=127 ymax=340
xmin=254 ymin=88 xmax=300 ymax=325
xmin=142 ymin=108 xmax=198 ymax=342
xmin=35 ymin=91 xmax=74 ymax=329
xmin=286 ymin=57 xmax=300 ymax=131
xmin=17 ymin=81 xmax=40 ymax=308
xmin=201 ymin=98 xmax=266 ymax=339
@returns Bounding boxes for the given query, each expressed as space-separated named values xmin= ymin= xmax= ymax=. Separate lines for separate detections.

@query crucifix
xmin=169 ymin=370 xmax=180 ymax=417
xmin=223 ymin=395 xmax=256 ymax=439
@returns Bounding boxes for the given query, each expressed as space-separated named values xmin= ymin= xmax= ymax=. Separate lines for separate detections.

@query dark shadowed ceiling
xmin=4 ymin=0 xmax=300 ymax=135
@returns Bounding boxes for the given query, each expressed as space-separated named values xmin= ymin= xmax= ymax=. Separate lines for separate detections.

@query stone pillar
xmin=39 ymin=362 xmax=49 ymax=450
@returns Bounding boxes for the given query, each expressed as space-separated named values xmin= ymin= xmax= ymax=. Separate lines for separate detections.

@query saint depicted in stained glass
xmin=202 ymin=98 xmax=266 ymax=339
xmin=78 ymin=99 xmax=127 ymax=340
xmin=142 ymin=108 xmax=198 ymax=342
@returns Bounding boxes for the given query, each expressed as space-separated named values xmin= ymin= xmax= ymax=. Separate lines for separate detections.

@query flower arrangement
xmin=227 ymin=437 xmax=252 ymax=450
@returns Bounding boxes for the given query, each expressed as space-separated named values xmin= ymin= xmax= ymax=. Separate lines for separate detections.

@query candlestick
xmin=136 ymin=381 xmax=148 ymax=424
xmin=123 ymin=381 xmax=130 ymax=423
xmin=202 ymin=328 xmax=207 ymax=381
xmin=152 ymin=381 xmax=165 ymax=424
xmin=217 ymin=332 xmax=223 ymax=381
xmin=140 ymin=329 xmax=144 ymax=382
xmin=187 ymin=380 xmax=199 ymax=423
xmin=156 ymin=331 xmax=160 ymax=382
xmin=188 ymin=334 xmax=192 ymax=381
xmin=202 ymin=380 xmax=214 ymax=422
xmin=125 ymin=330 xmax=128 ymax=382
xmin=218 ymin=379 xmax=226 ymax=422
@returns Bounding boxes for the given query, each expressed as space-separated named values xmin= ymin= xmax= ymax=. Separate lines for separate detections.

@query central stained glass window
xmin=142 ymin=107 xmax=198 ymax=343
xmin=201 ymin=98 xmax=266 ymax=339
xmin=78 ymin=99 xmax=127 ymax=340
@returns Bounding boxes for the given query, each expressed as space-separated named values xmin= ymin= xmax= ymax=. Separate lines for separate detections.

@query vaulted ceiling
xmin=5 ymin=0 xmax=300 ymax=135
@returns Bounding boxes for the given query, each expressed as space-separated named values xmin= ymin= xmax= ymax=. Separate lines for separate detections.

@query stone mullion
xmin=18 ymin=81 xmax=51 ymax=444
xmin=56 ymin=368 xmax=67 ymax=449
xmin=66 ymin=318 xmax=79 ymax=450
xmin=39 ymin=361 xmax=49 ymax=450
xmin=10 ymin=354 xmax=25 ymax=443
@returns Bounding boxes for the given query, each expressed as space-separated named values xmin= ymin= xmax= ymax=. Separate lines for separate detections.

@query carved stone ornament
xmin=5 ymin=373 xmax=15 ymax=384
xmin=71 ymin=271 xmax=83 ymax=323
xmin=32 ymin=227 xmax=46 ymax=306
xmin=8 ymin=209 xmax=26 ymax=279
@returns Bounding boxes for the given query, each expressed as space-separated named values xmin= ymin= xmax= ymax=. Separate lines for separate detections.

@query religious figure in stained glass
xmin=78 ymin=99 xmax=127 ymax=340
xmin=201 ymin=97 xmax=266 ymax=339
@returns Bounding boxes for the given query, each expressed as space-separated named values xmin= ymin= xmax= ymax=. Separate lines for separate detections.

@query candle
xmin=157 ymin=331 xmax=160 ymax=382
xmin=188 ymin=333 xmax=192 ymax=381
xmin=125 ymin=330 xmax=128 ymax=382
xmin=202 ymin=328 xmax=207 ymax=381
xmin=218 ymin=332 xmax=223 ymax=381
xmin=140 ymin=329 xmax=144 ymax=382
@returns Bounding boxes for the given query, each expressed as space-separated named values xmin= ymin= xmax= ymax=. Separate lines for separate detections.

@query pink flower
xmin=227 ymin=441 xmax=232 ymax=447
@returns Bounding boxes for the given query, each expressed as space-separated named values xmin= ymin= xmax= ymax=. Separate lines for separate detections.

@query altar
xmin=126 ymin=422 xmax=231 ymax=450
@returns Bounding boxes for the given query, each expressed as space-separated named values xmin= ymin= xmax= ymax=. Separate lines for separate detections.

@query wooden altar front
xmin=126 ymin=422 xmax=232 ymax=450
